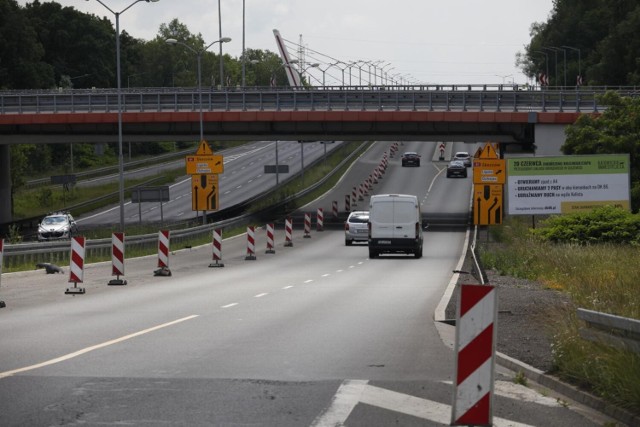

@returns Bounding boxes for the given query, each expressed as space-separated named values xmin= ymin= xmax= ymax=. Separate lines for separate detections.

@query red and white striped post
xmin=352 ymin=186 xmax=358 ymax=206
xmin=452 ymin=284 xmax=497 ymax=426
xmin=332 ymin=200 xmax=339 ymax=220
xmin=0 ymin=239 xmax=5 ymax=308
xmin=316 ymin=208 xmax=324 ymax=232
xmin=345 ymin=194 xmax=351 ymax=213
xmin=304 ymin=213 xmax=312 ymax=238
xmin=245 ymin=226 xmax=257 ymax=260
xmin=108 ymin=232 xmax=127 ymax=285
xmin=156 ymin=230 xmax=171 ymax=275
xmin=284 ymin=217 xmax=293 ymax=247
xmin=209 ymin=228 xmax=224 ymax=267
xmin=265 ymin=223 xmax=276 ymax=254
xmin=358 ymin=184 xmax=364 ymax=201
xmin=66 ymin=236 xmax=86 ymax=294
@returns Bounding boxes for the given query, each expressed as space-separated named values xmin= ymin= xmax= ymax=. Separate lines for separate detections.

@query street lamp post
xmin=166 ymin=37 xmax=232 ymax=142
xmin=542 ymin=46 xmax=560 ymax=86
xmin=87 ymin=0 xmax=160 ymax=232
xmin=562 ymin=45 xmax=582 ymax=86
xmin=534 ymin=50 xmax=549 ymax=87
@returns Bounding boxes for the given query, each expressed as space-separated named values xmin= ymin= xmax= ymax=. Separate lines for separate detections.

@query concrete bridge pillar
xmin=0 ymin=144 xmax=11 ymax=224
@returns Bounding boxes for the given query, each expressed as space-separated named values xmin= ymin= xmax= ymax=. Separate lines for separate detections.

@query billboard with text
xmin=507 ymin=154 xmax=630 ymax=215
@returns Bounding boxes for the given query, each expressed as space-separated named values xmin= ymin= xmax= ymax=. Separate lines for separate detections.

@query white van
xmin=368 ymin=194 xmax=423 ymax=258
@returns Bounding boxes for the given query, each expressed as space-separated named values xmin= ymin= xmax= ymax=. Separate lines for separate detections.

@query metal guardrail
xmin=577 ymin=308 xmax=640 ymax=354
xmin=1 ymin=141 xmax=368 ymax=269
xmin=1 ymin=86 xmax=639 ymax=115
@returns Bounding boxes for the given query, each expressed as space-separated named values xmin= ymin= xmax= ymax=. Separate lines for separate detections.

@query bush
xmin=531 ymin=205 xmax=640 ymax=245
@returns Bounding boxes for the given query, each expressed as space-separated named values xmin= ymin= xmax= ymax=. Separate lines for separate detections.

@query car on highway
xmin=446 ymin=160 xmax=468 ymax=178
xmin=368 ymin=194 xmax=423 ymax=258
xmin=401 ymin=152 xmax=421 ymax=167
xmin=453 ymin=151 xmax=472 ymax=167
xmin=344 ymin=211 xmax=369 ymax=245
xmin=37 ymin=211 xmax=78 ymax=241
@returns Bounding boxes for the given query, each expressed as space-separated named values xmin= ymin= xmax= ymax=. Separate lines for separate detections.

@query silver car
xmin=344 ymin=211 xmax=369 ymax=245
xmin=38 ymin=212 xmax=78 ymax=241
xmin=453 ymin=151 xmax=472 ymax=167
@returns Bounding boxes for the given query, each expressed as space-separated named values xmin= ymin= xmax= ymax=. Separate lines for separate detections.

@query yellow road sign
xmin=186 ymin=140 xmax=224 ymax=174
xmin=474 ymin=184 xmax=503 ymax=225
xmin=473 ymin=158 xmax=506 ymax=184
xmin=477 ymin=142 xmax=499 ymax=159
xmin=186 ymin=154 xmax=224 ymax=174
xmin=192 ymin=174 xmax=219 ymax=211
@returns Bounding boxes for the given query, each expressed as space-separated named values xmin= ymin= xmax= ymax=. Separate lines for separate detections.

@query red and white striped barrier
xmin=452 ymin=284 xmax=497 ymax=426
xmin=158 ymin=230 xmax=170 ymax=268
xmin=345 ymin=194 xmax=351 ymax=213
xmin=209 ymin=228 xmax=224 ymax=267
xmin=352 ymin=187 xmax=358 ymax=206
xmin=332 ymin=200 xmax=339 ymax=219
xmin=245 ymin=226 xmax=257 ymax=260
xmin=108 ymin=232 xmax=127 ymax=285
xmin=304 ymin=213 xmax=311 ymax=238
xmin=316 ymin=208 xmax=324 ymax=232
xmin=284 ymin=217 xmax=293 ymax=247
xmin=66 ymin=236 xmax=86 ymax=294
xmin=265 ymin=223 xmax=275 ymax=254
xmin=358 ymin=184 xmax=364 ymax=201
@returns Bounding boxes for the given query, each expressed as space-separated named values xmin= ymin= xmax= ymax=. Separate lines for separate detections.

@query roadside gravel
xmin=445 ymin=249 xmax=572 ymax=373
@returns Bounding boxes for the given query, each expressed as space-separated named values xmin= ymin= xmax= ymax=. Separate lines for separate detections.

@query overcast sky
xmin=22 ymin=0 xmax=554 ymax=86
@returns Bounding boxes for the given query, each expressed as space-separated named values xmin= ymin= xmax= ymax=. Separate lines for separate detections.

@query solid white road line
xmin=0 ymin=315 xmax=199 ymax=379
xmin=254 ymin=293 xmax=268 ymax=298
xmin=312 ymin=380 xmax=536 ymax=427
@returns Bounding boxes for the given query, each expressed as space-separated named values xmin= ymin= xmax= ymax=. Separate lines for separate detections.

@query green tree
xmin=0 ymin=0 xmax=54 ymax=89
xmin=518 ymin=0 xmax=640 ymax=86
xmin=563 ymin=92 xmax=640 ymax=210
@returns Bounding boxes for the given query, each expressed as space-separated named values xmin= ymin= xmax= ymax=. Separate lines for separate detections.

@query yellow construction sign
xmin=186 ymin=140 xmax=224 ymax=175
xmin=474 ymin=184 xmax=503 ymax=225
xmin=191 ymin=174 xmax=219 ymax=211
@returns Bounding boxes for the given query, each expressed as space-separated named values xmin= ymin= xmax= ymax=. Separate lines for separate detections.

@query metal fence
xmin=1 ymin=86 xmax=639 ymax=115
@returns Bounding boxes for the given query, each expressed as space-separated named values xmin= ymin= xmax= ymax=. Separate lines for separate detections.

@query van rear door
xmin=391 ymin=199 xmax=418 ymax=238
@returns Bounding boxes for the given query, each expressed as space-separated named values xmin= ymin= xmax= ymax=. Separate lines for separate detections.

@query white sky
xmin=21 ymin=0 xmax=554 ymax=86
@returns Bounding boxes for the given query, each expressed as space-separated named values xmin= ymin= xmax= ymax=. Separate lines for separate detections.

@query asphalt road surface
xmin=78 ymin=140 xmax=342 ymax=226
xmin=0 ymin=142 xmax=609 ymax=426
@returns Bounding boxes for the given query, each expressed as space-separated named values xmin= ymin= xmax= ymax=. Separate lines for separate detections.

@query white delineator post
xmin=108 ymin=232 xmax=127 ymax=285
xmin=66 ymin=236 xmax=86 ymax=294
xmin=209 ymin=228 xmax=224 ymax=267
xmin=452 ymin=284 xmax=497 ymax=426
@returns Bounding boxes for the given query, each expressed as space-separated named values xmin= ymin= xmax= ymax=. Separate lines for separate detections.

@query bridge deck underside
xmin=0 ymin=110 xmax=576 ymax=143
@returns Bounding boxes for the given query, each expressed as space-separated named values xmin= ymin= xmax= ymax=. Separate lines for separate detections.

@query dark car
xmin=401 ymin=152 xmax=421 ymax=167
xmin=446 ymin=160 xmax=467 ymax=178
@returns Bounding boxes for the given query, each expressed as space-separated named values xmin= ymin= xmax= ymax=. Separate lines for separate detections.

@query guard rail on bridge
xmin=1 ymin=85 xmax=639 ymax=115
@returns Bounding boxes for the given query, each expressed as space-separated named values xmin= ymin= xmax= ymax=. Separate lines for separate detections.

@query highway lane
xmin=0 ymin=142 xmax=606 ymax=426
xmin=77 ymin=140 xmax=342 ymax=227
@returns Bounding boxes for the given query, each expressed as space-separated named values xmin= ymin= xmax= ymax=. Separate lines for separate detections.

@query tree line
xmin=1 ymin=0 xmax=289 ymax=90
xmin=517 ymin=0 xmax=640 ymax=87
xmin=2 ymin=0 xmax=293 ymax=197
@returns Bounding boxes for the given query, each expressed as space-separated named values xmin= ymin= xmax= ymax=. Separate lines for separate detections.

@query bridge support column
xmin=0 ymin=144 xmax=11 ymax=224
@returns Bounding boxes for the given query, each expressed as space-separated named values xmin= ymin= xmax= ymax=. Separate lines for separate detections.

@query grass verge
xmin=480 ymin=216 xmax=640 ymax=414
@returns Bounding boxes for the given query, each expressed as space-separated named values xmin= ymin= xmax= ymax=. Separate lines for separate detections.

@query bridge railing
xmin=1 ymin=86 xmax=639 ymax=115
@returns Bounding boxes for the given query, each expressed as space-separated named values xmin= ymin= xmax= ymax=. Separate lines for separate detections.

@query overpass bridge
xmin=1 ymin=85 xmax=637 ymax=224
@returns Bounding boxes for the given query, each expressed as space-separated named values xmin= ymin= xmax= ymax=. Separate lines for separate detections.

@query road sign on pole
xmin=191 ymin=174 xmax=219 ymax=211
